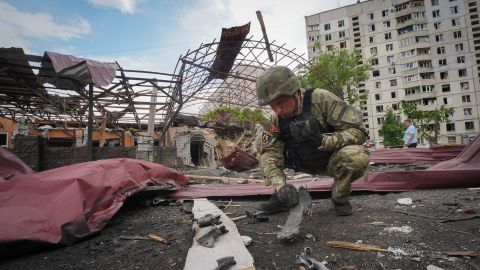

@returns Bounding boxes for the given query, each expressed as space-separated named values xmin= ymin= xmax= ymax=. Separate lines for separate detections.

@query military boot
xmin=332 ymin=199 xmax=353 ymax=216
xmin=256 ymin=194 xmax=288 ymax=214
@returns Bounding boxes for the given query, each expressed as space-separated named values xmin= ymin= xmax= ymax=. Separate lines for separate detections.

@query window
xmin=435 ymin=34 xmax=444 ymax=42
xmin=446 ymin=123 xmax=456 ymax=131
xmin=376 ymin=105 xmax=384 ymax=112
xmin=386 ymin=43 xmax=393 ymax=51
xmin=464 ymin=108 xmax=473 ymax=116
xmin=454 ymin=31 xmax=462 ymax=38
xmin=455 ymin=43 xmax=464 ymax=51
xmin=382 ymin=9 xmax=389 ymax=17
xmin=324 ymin=23 xmax=330 ymax=30
xmin=392 ymin=103 xmax=399 ymax=110
xmin=440 ymin=71 xmax=448 ymax=79
xmin=309 ymin=36 xmax=315 ymax=42
xmin=459 ymin=69 xmax=467 ymax=77
xmin=432 ymin=10 xmax=440 ymax=18
xmin=340 ymin=41 xmax=347 ymax=48
xmin=338 ymin=20 xmax=344 ymax=27
xmin=452 ymin=18 xmax=460 ymax=26
xmin=373 ymin=70 xmax=380 ymax=77
xmin=388 ymin=67 xmax=396 ymax=74
xmin=443 ymin=97 xmax=451 ymax=104
xmin=387 ymin=55 xmax=394 ymax=63
xmin=437 ymin=47 xmax=445 ymax=54
xmin=462 ymin=95 xmax=471 ymax=102
xmin=307 ymin=24 xmax=319 ymax=31
xmin=375 ymin=93 xmax=381 ymax=100
xmin=451 ymin=6 xmax=459 ymax=14
xmin=370 ymin=47 xmax=378 ymax=54
xmin=439 ymin=59 xmax=447 ymax=66
xmin=326 ymin=45 xmax=333 ymax=51
xmin=377 ymin=117 xmax=384 ymax=125
xmin=422 ymin=85 xmax=434 ymax=92
xmin=369 ymin=24 xmax=376 ymax=32
xmin=431 ymin=0 xmax=439 ymax=5
xmin=385 ymin=32 xmax=392 ymax=40
xmin=310 ymin=46 xmax=317 ymax=53
xmin=384 ymin=21 xmax=391 ymax=27
xmin=376 ymin=81 xmax=381 ymax=88
xmin=325 ymin=34 xmax=331 ymax=41
xmin=465 ymin=121 xmax=475 ymax=130
xmin=457 ymin=56 xmax=465 ymax=63
xmin=434 ymin=22 xmax=442 ymax=29
xmin=339 ymin=31 xmax=346 ymax=38
xmin=391 ymin=91 xmax=397 ymax=98
xmin=442 ymin=84 xmax=451 ymax=92
xmin=368 ymin=13 xmax=374 ymax=20
xmin=461 ymin=82 xmax=470 ymax=90
xmin=369 ymin=36 xmax=375 ymax=43
xmin=0 ymin=133 xmax=7 ymax=148
xmin=371 ymin=58 xmax=379 ymax=65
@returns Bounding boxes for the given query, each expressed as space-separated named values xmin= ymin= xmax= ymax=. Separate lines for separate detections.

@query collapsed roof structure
xmin=0 ymin=23 xmax=310 ymax=145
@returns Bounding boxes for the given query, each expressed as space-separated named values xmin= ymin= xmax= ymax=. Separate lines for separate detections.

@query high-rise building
xmin=305 ymin=0 xmax=480 ymax=144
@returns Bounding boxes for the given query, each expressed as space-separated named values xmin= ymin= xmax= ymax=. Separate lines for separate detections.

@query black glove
xmin=276 ymin=184 xmax=299 ymax=209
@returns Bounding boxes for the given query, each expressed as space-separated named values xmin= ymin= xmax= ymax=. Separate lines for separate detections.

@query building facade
xmin=305 ymin=0 xmax=480 ymax=144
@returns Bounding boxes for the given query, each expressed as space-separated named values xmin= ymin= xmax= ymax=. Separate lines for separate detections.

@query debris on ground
xmin=397 ymin=198 xmax=413 ymax=205
xmin=327 ymin=240 xmax=387 ymax=252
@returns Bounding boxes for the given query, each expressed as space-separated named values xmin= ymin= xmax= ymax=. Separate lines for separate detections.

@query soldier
xmin=255 ymin=66 xmax=370 ymax=216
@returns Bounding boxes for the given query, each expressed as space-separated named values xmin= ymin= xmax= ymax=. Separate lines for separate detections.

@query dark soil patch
xmin=1 ymin=189 xmax=479 ymax=270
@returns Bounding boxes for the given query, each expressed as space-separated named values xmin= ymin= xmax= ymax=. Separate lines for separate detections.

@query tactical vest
xmin=278 ymin=89 xmax=333 ymax=172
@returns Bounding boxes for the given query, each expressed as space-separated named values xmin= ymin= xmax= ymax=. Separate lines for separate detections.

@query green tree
xmin=400 ymin=100 xmax=454 ymax=144
xmin=379 ymin=108 xmax=404 ymax=147
xmin=298 ymin=48 xmax=372 ymax=108
xmin=202 ymin=105 xmax=267 ymax=124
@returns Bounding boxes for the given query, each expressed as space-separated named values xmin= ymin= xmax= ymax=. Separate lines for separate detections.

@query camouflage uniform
xmin=257 ymin=88 xmax=370 ymax=203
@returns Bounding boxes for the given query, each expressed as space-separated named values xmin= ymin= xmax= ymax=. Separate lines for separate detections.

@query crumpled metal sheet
xmin=369 ymin=145 xmax=465 ymax=164
xmin=207 ymin=22 xmax=251 ymax=81
xmin=222 ymin=147 xmax=258 ymax=172
xmin=38 ymin=51 xmax=117 ymax=88
xmin=171 ymin=135 xmax=480 ymax=199
xmin=0 ymin=158 xmax=188 ymax=258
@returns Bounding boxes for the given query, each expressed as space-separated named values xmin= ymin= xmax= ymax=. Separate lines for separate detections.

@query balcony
xmin=396 ymin=18 xmax=427 ymax=28
xmin=398 ymin=29 xmax=429 ymax=39
xmin=395 ymin=6 xmax=425 ymax=18
xmin=404 ymin=91 xmax=437 ymax=101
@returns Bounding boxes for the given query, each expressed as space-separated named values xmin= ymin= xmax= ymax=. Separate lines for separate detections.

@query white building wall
xmin=306 ymin=0 xmax=480 ymax=144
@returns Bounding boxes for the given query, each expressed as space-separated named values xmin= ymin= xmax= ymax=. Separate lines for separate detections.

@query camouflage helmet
xmin=256 ymin=66 xmax=301 ymax=106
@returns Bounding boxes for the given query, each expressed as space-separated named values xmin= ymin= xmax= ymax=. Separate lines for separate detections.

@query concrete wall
xmin=14 ymin=135 xmax=136 ymax=171
xmin=13 ymin=135 xmax=46 ymax=171
xmin=42 ymin=147 xmax=136 ymax=170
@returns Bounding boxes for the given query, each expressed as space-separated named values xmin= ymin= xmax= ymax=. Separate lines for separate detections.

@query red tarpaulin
xmin=0 ymin=147 xmax=33 ymax=181
xmin=0 ymin=158 xmax=188 ymax=258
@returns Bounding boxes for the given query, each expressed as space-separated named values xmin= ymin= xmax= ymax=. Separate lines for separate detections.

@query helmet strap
xmin=291 ymin=90 xmax=302 ymax=116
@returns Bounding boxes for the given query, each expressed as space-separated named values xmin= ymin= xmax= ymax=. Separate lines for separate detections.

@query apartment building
xmin=305 ymin=0 xmax=480 ymax=144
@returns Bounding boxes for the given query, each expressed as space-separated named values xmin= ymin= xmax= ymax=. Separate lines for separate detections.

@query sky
xmin=0 ymin=0 xmax=359 ymax=74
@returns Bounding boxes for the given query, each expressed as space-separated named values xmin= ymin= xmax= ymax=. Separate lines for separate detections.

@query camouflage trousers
xmin=325 ymin=145 xmax=369 ymax=203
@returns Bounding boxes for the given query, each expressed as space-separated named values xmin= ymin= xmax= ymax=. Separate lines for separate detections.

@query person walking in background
xmin=403 ymin=119 xmax=417 ymax=148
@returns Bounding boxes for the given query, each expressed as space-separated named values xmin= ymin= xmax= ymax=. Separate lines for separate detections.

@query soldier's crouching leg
xmin=326 ymin=145 xmax=369 ymax=203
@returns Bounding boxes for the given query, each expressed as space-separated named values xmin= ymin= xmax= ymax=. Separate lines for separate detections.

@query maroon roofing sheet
xmin=0 ymin=158 xmax=188 ymax=258
xmin=207 ymin=22 xmax=251 ymax=81
xmin=171 ymin=136 xmax=480 ymax=199
xmin=369 ymin=145 xmax=465 ymax=164
xmin=38 ymin=51 xmax=116 ymax=88
xmin=0 ymin=147 xmax=33 ymax=181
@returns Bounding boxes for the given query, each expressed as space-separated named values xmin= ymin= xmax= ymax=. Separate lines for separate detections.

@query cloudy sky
xmin=0 ymin=0 xmax=358 ymax=74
